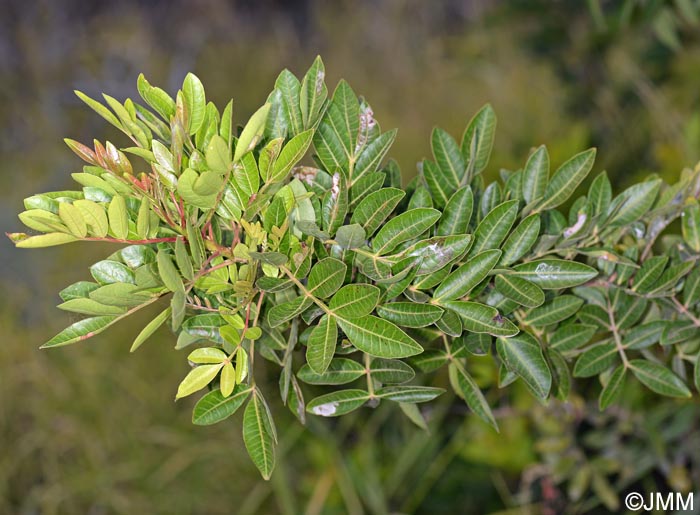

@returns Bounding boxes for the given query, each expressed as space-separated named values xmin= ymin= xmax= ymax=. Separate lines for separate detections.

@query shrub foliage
xmin=8 ymin=57 xmax=700 ymax=479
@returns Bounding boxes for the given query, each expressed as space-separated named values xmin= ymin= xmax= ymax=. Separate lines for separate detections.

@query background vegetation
xmin=1 ymin=1 xmax=699 ymax=513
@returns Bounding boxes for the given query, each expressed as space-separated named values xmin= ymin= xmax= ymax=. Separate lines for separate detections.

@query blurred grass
xmin=2 ymin=0 xmax=700 ymax=512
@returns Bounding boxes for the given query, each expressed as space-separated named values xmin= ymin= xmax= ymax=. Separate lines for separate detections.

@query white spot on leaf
xmin=311 ymin=402 xmax=338 ymax=416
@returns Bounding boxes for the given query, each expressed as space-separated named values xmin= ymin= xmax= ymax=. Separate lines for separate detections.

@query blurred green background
xmin=2 ymin=1 xmax=700 ymax=513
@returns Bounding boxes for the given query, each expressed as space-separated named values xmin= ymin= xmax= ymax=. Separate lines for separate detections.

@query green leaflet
xmin=376 ymin=302 xmax=443 ymax=328
xmin=350 ymin=187 xmax=405 ymax=237
xmin=307 ymin=257 xmax=346 ymax=298
xmin=306 ymin=315 xmax=338 ymax=374
xmin=375 ymin=386 xmax=445 ymax=403
xmin=599 ymin=365 xmax=626 ymax=410
xmin=182 ymin=73 xmax=206 ymax=134
xmin=299 ymin=56 xmax=327 ymax=130
xmin=469 ymin=200 xmax=519 ymax=256
xmin=632 ymin=256 xmax=668 ymax=293
xmin=499 ymin=214 xmax=540 ymax=266
xmin=353 ymin=130 xmax=396 ymax=183
xmin=460 ymin=104 xmax=496 ymax=175
xmin=606 ymin=179 xmax=662 ymax=227
xmin=682 ymin=200 xmax=700 ymax=252
xmin=573 ymin=341 xmax=618 ymax=378
xmin=494 ymin=274 xmax=544 ymax=308
xmin=442 ymin=301 xmax=519 ymax=336
xmin=510 ymin=259 xmax=597 ymax=289
xmin=269 ymin=129 xmax=314 ymax=183
xmin=90 ymin=260 xmax=136 ymax=285
xmin=496 ymin=333 xmax=551 ymax=400
xmin=192 ymin=385 xmax=252 ymax=425
xmin=436 ymin=186 xmax=473 ymax=236
xmin=307 ymin=389 xmax=369 ymax=417
xmin=369 ymin=358 xmax=415 ymax=384
xmin=41 ymin=315 xmax=120 ymax=348
xmin=549 ymin=324 xmax=596 ymax=352
xmin=137 ymin=73 xmax=176 ymax=121
xmin=334 ymin=224 xmax=366 ymax=249
xmin=337 ymin=315 xmax=423 ymax=358
xmin=525 ymin=295 xmax=583 ymax=327
xmin=297 ymin=358 xmax=366 ymax=385
xmin=312 ymin=79 xmax=358 ymax=176
xmin=431 ymin=128 xmax=464 ymax=191
xmin=58 ymin=202 xmax=87 ymax=237
xmin=329 ymin=284 xmax=380 ymax=318
xmin=449 ymin=362 xmax=498 ymax=430
xmin=12 ymin=232 xmax=79 ymax=248
xmin=629 ymin=359 xmax=691 ymax=398
xmin=157 ymin=250 xmax=184 ymax=293
xmin=234 ymin=103 xmax=271 ymax=162
xmin=57 ymin=298 xmax=126 ymax=316
xmin=243 ymin=391 xmax=277 ymax=480
xmin=107 ymin=195 xmax=129 ymax=239
xmin=423 ymin=159 xmax=453 ymax=207
xmin=433 ymin=249 xmax=501 ymax=302
xmin=521 ymin=145 xmax=549 ymax=204
xmin=176 ymin=362 xmax=224 ymax=399
xmin=130 ymin=306 xmax=171 ymax=352
xmin=537 ymin=148 xmax=596 ymax=211
xmin=372 ymin=208 xmax=441 ymax=255
xmin=274 ymin=69 xmax=303 ymax=136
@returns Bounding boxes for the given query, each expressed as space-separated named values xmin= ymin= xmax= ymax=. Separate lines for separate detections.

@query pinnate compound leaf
xmin=192 ymin=385 xmax=252 ymax=425
xmin=243 ymin=391 xmax=277 ymax=479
